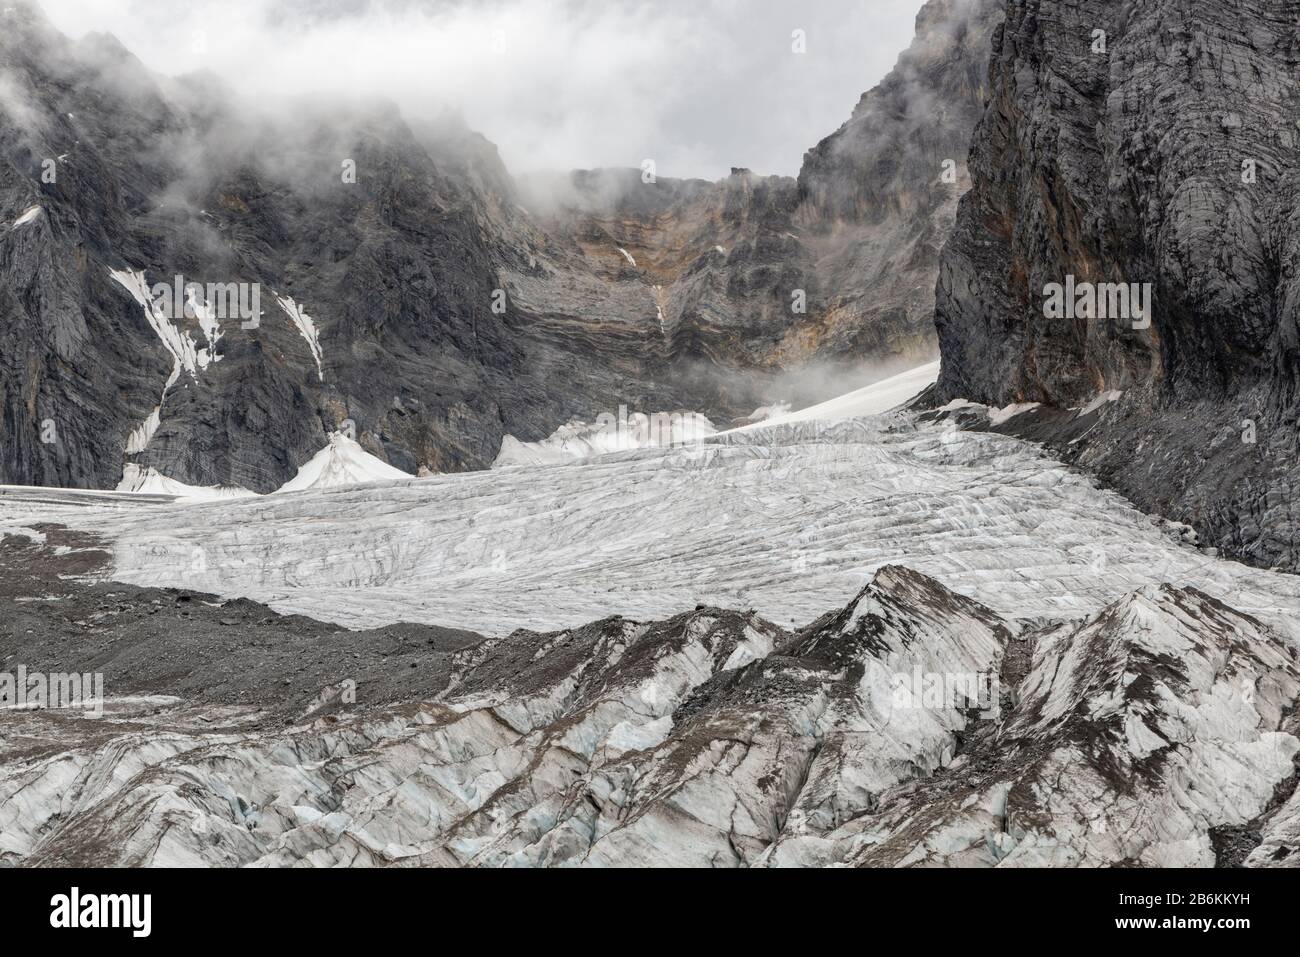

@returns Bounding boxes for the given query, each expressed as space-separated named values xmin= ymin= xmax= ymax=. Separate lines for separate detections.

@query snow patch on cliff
xmin=10 ymin=205 xmax=42 ymax=228
xmin=123 ymin=407 xmax=162 ymax=456
xmin=276 ymin=295 xmax=324 ymax=381
xmin=109 ymin=268 xmax=206 ymax=458
xmin=109 ymin=269 xmax=201 ymax=384
xmin=186 ymin=287 xmax=223 ymax=371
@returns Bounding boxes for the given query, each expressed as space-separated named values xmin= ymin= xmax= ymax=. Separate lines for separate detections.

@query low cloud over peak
xmin=36 ymin=0 xmax=922 ymax=180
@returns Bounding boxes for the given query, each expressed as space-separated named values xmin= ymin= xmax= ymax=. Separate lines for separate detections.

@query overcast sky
xmin=39 ymin=0 xmax=923 ymax=180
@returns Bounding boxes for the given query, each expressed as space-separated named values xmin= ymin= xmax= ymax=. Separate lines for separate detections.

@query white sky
xmin=39 ymin=0 xmax=924 ymax=180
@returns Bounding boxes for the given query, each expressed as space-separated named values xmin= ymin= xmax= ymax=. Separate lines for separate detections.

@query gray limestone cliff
xmin=934 ymin=0 xmax=1300 ymax=570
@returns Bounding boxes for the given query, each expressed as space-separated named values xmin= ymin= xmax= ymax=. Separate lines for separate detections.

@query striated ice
xmin=4 ymin=388 xmax=1300 ymax=638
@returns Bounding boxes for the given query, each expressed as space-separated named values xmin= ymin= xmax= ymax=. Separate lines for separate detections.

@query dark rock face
xmin=514 ymin=166 xmax=809 ymax=378
xmin=934 ymin=0 xmax=1300 ymax=570
xmin=0 ymin=6 xmax=541 ymax=491
xmin=795 ymin=0 xmax=1002 ymax=364
xmin=0 ymin=5 xmax=643 ymax=492
xmin=0 ymin=0 xmax=1000 ymax=492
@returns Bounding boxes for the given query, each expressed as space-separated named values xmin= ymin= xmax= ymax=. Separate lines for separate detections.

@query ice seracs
xmin=3 ymin=567 xmax=1294 ymax=867
xmin=494 ymin=410 xmax=716 ymax=467
xmin=789 ymin=584 xmax=1300 ymax=868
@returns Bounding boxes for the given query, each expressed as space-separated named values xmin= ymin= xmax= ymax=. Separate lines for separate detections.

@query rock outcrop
xmin=794 ymin=0 xmax=1000 ymax=365
xmin=933 ymin=0 xmax=1300 ymax=570
xmin=515 ymin=0 xmax=1004 ymax=406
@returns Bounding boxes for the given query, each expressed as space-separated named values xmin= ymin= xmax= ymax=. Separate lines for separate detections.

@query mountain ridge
xmin=0 ymin=0 xmax=1003 ymax=491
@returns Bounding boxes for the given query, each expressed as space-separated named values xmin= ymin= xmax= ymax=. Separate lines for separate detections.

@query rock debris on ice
xmin=2 ymin=566 xmax=1294 ymax=868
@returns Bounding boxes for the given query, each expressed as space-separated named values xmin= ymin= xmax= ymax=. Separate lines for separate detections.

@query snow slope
xmin=116 ymin=464 xmax=256 ymax=501
xmin=276 ymin=432 xmax=411 ymax=494
xmin=492 ymin=363 xmax=936 ymax=468
xmin=722 ymin=361 xmax=940 ymax=434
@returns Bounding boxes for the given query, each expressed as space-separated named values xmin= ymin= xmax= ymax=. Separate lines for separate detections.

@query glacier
xmin=3 ymin=365 xmax=1300 ymax=868
xmin=2 ymin=369 xmax=1299 ymax=638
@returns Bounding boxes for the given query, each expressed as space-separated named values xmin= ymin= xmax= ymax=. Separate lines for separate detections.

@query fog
xmin=37 ymin=0 xmax=922 ymax=181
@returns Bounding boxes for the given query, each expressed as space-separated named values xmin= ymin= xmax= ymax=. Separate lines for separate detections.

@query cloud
xmin=36 ymin=0 xmax=922 ymax=180
xmin=0 ymin=69 xmax=46 ymax=136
